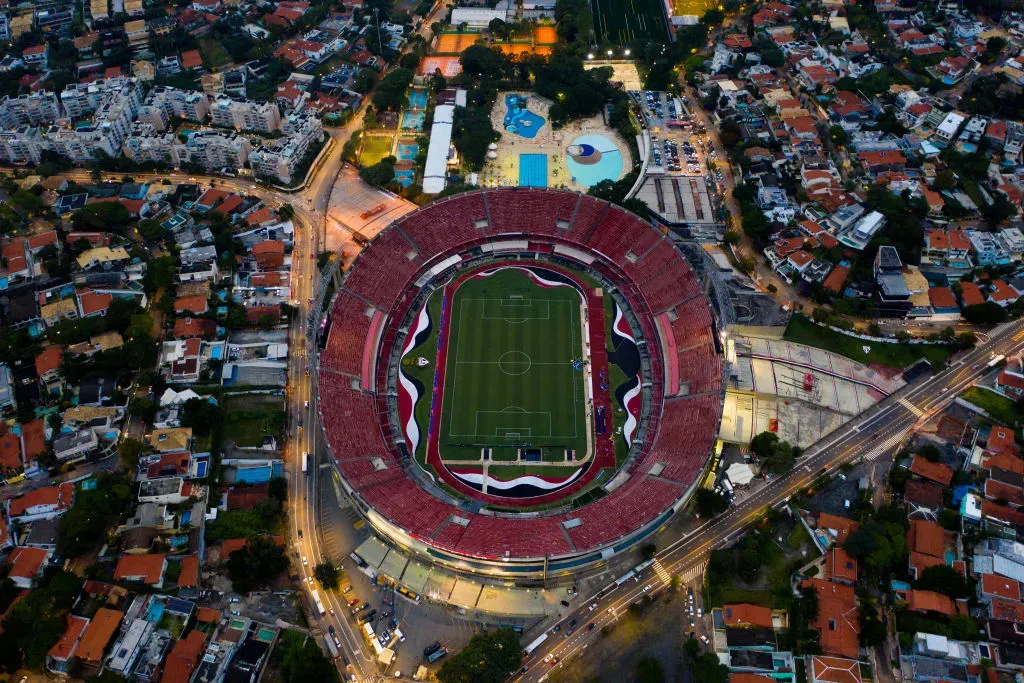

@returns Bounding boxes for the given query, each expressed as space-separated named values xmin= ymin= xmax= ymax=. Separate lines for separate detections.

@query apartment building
xmin=186 ymin=129 xmax=252 ymax=170
xmin=122 ymin=122 xmax=188 ymax=166
xmin=0 ymin=127 xmax=44 ymax=165
xmin=0 ymin=91 xmax=61 ymax=127
xmin=209 ymin=95 xmax=281 ymax=133
xmin=136 ymin=86 xmax=210 ymax=130
xmin=249 ymin=112 xmax=323 ymax=183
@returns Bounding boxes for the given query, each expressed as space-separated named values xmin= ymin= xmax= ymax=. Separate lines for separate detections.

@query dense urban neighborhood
xmin=5 ymin=0 xmax=1024 ymax=681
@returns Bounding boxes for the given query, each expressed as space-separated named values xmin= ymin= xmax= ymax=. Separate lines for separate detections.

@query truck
xmin=302 ymin=452 xmax=310 ymax=473
xmin=324 ymin=635 xmax=339 ymax=659
xmin=523 ymin=633 xmax=549 ymax=656
xmin=311 ymin=589 xmax=327 ymax=616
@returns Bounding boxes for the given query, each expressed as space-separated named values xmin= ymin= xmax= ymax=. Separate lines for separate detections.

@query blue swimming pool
xmin=504 ymin=94 xmax=545 ymax=139
xmin=565 ymin=133 xmax=623 ymax=189
xmin=519 ymin=154 xmax=548 ymax=187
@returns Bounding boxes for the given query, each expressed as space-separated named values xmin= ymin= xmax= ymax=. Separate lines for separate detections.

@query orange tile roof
xmin=959 ymin=281 xmax=985 ymax=307
xmin=9 ymin=482 xmax=73 ymax=516
xmin=788 ymin=250 xmax=814 ymax=268
xmin=48 ymin=615 xmax=90 ymax=661
xmin=197 ymin=189 xmax=228 ymax=207
xmin=906 ymin=519 xmax=945 ymax=558
xmin=216 ymin=194 xmax=243 ymax=214
xmin=803 ymin=578 xmax=860 ymax=659
xmin=990 ymin=597 xmax=1024 ymax=621
xmin=989 ymin=279 xmax=1019 ymax=302
xmin=825 ymin=547 xmax=858 ymax=583
xmin=987 ymin=427 xmax=1020 ymax=456
xmin=77 ymin=608 xmax=123 ymax=664
xmin=35 ymin=346 xmax=64 ymax=376
xmin=173 ymin=296 xmax=208 ymax=314
xmin=162 ymin=630 xmax=206 ymax=682
xmin=858 ymin=150 xmax=906 ymax=167
xmin=78 ymin=290 xmax=112 ymax=316
xmin=984 ymin=478 xmax=1024 ymax=507
xmin=114 ymin=553 xmax=166 ymax=584
xmin=196 ymin=606 xmax=221 ymax=623
xmin=910 ymin=455 xmax=954 ymax=486
xmin=998 ymin=371 xmax=1024 ymax=392
xmin=21 ymin=419 xmax=47 ymax=459
xmin=818 ymin=513 xmax=860 ymax=542
xmin=178 ymin=555 xmax=200 ymax=588
xmin=823 ymin=265 xmax=849 ymax=294
xmin=245 ymin=207 xmax=275 ymax=226
xmin=181 ymin=49 xmax=203 ymax=70
xmin=909 ymin=552 xmax=945 ymax=579
xmin=7 ymin=546 xmax=48 ymax=582
xmin=928 ymin=287 xmax=957 ymax=309
xmin=252 ymin=240 xmax=285 ymax=255
xmin=173 ymin=317 xmax=217 ymax=338
xmin=905 ymin=589 xmax=961 ymax=616
xmin=982 ymin=499 xmax=1024 ymax=525
xmin=27 ymin=230 xmax=58 ymax=250
xmin=985 ymin=451 xmax=1024 ymax=474
xmin=0 ymin=433 xmax=22 ymax=471
xmin=981 ymin=573 xmax=1021 ymax=601
xmin=722 ymin=603 xmax=773 ymax=628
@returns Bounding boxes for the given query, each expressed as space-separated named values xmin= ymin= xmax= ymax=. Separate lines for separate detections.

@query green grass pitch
xmin=439 ymin=269 xmax=589 ymax=462
xmin=591 ymin=0 xmax=670 ymax=44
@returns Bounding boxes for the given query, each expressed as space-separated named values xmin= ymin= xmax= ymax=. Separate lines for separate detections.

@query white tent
xmin=725 ymin=462 xmax=754 ymax=486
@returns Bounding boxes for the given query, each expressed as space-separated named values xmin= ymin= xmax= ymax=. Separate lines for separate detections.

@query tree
xmin=843 ymin=506 xmax=908 ymax=577
xmin=933 ymin=168 xmax=957 ymax=191
xmin=275 ymin=632 xmax=339 ymax=682
xmin=57 ymin=473 xmax=133 ymax=558
xmin=359 ymin=157 xmax=397 ymax=187
xmin=314 ymin=562 xmax=339 ymax=589
xmin=916 ymin=564 xmax=973 ymax=599
xmin=962 ymin=302 xmax=1008 ymax=326
xmin=738 ymin=256 xmax=756 ymax=274
xmin=984 ymin=36 xmax=1008 ymax=63
xmin=695 ymin=488 xmax=729 ymax=518
xmin=761 ymin=48 xmax=785 ymax=68
xmin=919 ymin=444 xmax=942 ymax=462
xmin=750 ymin=432 xmax=780 ymax=458
xmin=137 ymin=218 xmax=169 ymax=243
xmin=488 ymin=18 xmax=509 ymax=39
xmin=181 ymin=398 xmax=221 ymax=436
xmin=118 ymin=438 xmax=146 ymax=471
xmin=636 ymin=657 xmax=664 ymax=683
xmin=227 ymin=536 xmax=289 ymax=593
xmin=828 ymin=125 xmax=849 ymax=147
xmin=437 ymin=628 xmax=521 ymax=683
xmin=72 ymin=202 xmax=131 ymax=233
xmin=143 ymin=255 xmax=177 ymax=294
xmin=372 ymin=68 xmax=414 ymax=111
xmin=684 ymin=638 xmax=727 ymax=682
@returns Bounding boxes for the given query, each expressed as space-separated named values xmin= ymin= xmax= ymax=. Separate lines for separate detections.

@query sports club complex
xmin=315 ymin=189 xmax=725 ymax=580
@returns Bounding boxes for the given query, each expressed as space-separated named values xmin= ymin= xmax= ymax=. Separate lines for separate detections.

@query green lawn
xmin=440 ymin=268 xmax=587 ymax=462
xmin=223 ymin=407 xmax=286 ymax=447
xmin=784 ymin=315 xmax=954 ymax=369
xmin=359 ymin=135 xmax=395 ymax=166
xmin=961 ymin=386 xmax=1018 ymax=425
xmin=199 ymin=36 xmax=231 ymax=71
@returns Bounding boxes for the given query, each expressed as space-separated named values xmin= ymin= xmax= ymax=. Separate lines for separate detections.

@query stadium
xmin=316 ymin=188 xmax=724 ymax=581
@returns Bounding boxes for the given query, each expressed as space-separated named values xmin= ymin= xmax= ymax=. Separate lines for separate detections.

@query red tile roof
xmin=906 ymin=519 xmax=945 ymax=558
xmin=173 ymin=296 xmax=208 ymax=314
xmin=77 ymin=608 xmax=123 ymax=664
xmin=905 ymin=589 xmax=963 ymax=616
xmin=959 ymin=281 xmax=986 ymax=307
xmin=173 ymin=317 xmax=217 ymax=338
xmin=181 ymin=49 xmax=203 ymax=70
xmin=162 ymin=630 xmax=206 ymax=682
xmin=178 ymin=555 xmax=200 ymax=589
xmin=114 ymin=553 xmax=166 ymax=584
xmin=20 ymin=419 xmax=47 ymax=459
xmin=910 ymin=455 xmax=954 ymax=486
xmin=803 ymin=578 xmax=860 ymax=659
xmin=823 ymin=265 xmax=849 ymax=294
xmin=7 ymin=546 xmax=48 ymax=582
xmin=48 ymin=615 xmax=90 ymax=662
xmin=35 ymin=346 xmax=64 ymax=376
xmin=809 ymin=655 xmax=863 ymax=683
xmin=981 ymin=573 xmax=1021 ymax=601
xmin=825 ymin=547 xmax=858 ymax=583
xmin=79 ymin=290 xmax=112 ymax=316
xmin=722 ymin=603 xmax=773 ymax=628
xmin=928 ymin=287 xmax=957 ymax=309
xmin=990 ymin=279 xmax=1019 ymax=303
xmin=987 ymin=427 xmax=1020 ymax=456
xmin=818 ymin=513 xmax=860 ymax=542
xmin=9 ymin=482 xmax=74 ymax=516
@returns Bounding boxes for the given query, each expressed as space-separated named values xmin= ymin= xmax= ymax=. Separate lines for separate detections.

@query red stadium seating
xmin=317 ymin=189 xmax=722 ymax=561
xmin=321 ymin=292 xmax=376 ymax=377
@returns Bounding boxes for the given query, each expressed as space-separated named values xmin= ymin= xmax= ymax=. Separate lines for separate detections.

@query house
xmin=76 ymin=608 xmax=124 ymax=669
xmin=113 ymin=553 xmax=167 ymax=588
xmin=997 ymin=371 xmax=1024 ymax=399
xmin=904 ymin=589 xmax=964 ymax=616
xmin=807 ymin=656 xmax=863 ymax=683
xmin=802 ymin=578 xmax=860 ymax=659
xmin=163 ymin=630 xmax=206 ymax=680
xmin=181 ymin=49 xmax=204 ymax=73
xmin=989 ymin=279 xmax=1019 ymax=307
xmin=721 ymin=603 xmax=774 ymax=629
xmin=6 ymin=546 xmax=50 ymax=588
xmin=825 ymin=546 xmax=858 ymax=584
xmin=979 ymin=573 xmax=1021 ymax=603
xmin=46 ymin=615 xmax=91 ymax=675
xmin=173 ymin=317 xmax=218 ymax=338
xmin=8 ymin=482 xmax=75 ymax=521
xmin=959 ymin=281 xmax=986 ymax=307
xmin=910 ymin=455 xmax=954 ymax=486
xmin=174 ymin=296 xmax=209 ymax=315
xmin=906 ymin=518 xmax=947 ymax=579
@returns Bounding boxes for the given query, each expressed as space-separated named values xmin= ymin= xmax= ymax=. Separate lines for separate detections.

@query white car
xmin=697 ymin=607 xmax=702 ymax=617
xmin=643 ymin=585 xmax=652 ymax=593
xmin=589 ymin=603 xmax=598 ymax=611
xmin=302 ymin=556 xmax=308 ymax=566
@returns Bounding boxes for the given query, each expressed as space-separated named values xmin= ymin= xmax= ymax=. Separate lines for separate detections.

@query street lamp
xmin=624 ymin=49 xmax=631 ymax=56
xmin=588 ymin=53 xmax=594 ymax=59
xmin=606 ymin=49 xmax=613 ymax=57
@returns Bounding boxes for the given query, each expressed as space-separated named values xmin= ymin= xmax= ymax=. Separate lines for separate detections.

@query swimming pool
xmin=565 ymin=133 xmax=623 ymax=189
xmin=504 ymin=94 xmax=545 ymax=139
xmin=519 ymin=154 xmax=548 ymax=187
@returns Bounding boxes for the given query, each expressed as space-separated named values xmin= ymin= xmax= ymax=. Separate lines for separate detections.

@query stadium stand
xmin=317 ymin=189 xmax=722 ymax=564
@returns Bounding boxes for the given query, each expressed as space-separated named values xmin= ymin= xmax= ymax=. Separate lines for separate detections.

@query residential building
xmin=209 ymin=95 xmax=281 ymax=132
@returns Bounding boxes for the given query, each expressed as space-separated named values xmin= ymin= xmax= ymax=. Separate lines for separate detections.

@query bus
xmin=523 ymin=633 xmax=548 ymax=656
xmin=325 ymin=635 xmax=339 ymax=659
xmin=302 ymin=452 xmax=310 ymax=473
xmin=311 ymin=589 xmax=327 ymax=616
xmin=426 ymin=647 xmax=448 ymax=663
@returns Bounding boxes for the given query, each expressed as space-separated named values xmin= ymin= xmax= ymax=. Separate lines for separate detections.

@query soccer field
xmin=440 ymin=269 xmax=588 ymax=462
xmin=591 ymin=0 xmax=669 ymax=44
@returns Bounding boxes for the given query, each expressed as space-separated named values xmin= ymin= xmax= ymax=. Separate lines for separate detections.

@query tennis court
xmin=420 ymin=56 xmax=462 ymax=77
xmin=519 ymin=154 xmax=548 ymax=187
xmin=534 ymin=25 xmax=558 ymax=44
xmin=436 ymin=32 xmax=480 ymax=54
xmin=440 ymin=268 xmax=587 ymax=462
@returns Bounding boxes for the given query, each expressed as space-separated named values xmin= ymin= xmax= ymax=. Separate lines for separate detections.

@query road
xmin=515 ymin=318 xmax=1024 ymax=680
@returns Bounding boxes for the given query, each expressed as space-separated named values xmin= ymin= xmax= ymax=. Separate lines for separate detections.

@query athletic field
xmin=439 ymin=269 xmax=588 ymax=462
xmin=591 ymin=0 xmax=670 ymax=44
xmin=672 ymin=0 xmax=715 ymax=16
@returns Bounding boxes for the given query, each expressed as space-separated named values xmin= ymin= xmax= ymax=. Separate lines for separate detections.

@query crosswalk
xmin=897 ymin=397 xmax=924 ymax=417
xmin=863 ymin=431 xmax=907 ymax=462
xmin=674 ymin=560 xmax=707 ymax=586
xmin=652 ymin=558 xmax=672 ymax=585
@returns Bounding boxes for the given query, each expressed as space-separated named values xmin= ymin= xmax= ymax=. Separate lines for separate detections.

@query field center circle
xmin=498 ymin=350 xmax=532 ymax=375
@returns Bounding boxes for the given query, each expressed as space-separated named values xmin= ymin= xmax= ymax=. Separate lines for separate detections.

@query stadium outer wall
xmin=314 ymin=188 xmax=724 ymax=584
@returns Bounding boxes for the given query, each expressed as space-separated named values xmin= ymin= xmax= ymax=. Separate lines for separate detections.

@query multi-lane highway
xmin=515 ymin=319 xmax=1024 ymax=680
